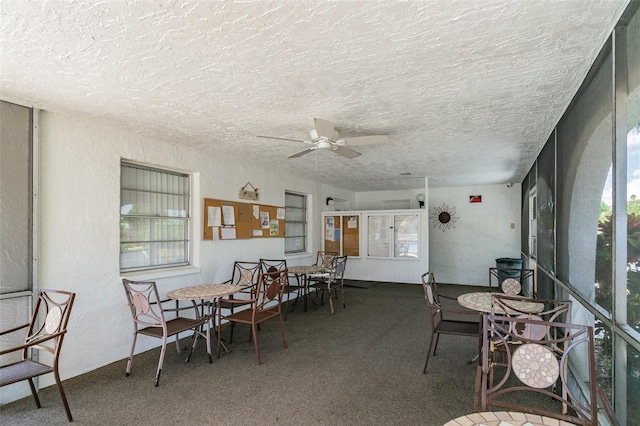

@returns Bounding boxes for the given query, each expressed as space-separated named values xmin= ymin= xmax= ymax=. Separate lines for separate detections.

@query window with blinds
xmin=120 ymin=162 xmax=190 ymax=272
xmin=285 ymin=191 xmax=307 ymax=254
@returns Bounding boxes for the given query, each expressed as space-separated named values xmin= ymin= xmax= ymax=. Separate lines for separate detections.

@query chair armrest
xmin=0 ymin=330 xmax=67 ymax=356
xmin=0 ymin=323 xmax=29 ymax=337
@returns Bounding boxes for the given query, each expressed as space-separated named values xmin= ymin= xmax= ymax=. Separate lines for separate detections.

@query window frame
xmin=284 ymin=191 xmax=308 ymax=255
xmin=120 ymin=161 xmax=191 ymax=272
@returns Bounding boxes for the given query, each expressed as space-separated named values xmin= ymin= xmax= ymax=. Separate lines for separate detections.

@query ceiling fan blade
xmin=340 ymin=135 xmax=389 ymax=146
xmin=288 ymin=147 xmax=316 ymax=158
xmin=332 ymin=145 xmax=361 ymax=159
xmin=314 ymin=118 xmax=335 ymax=140
xmin=257 ymin=135 xmax=306 ymax=143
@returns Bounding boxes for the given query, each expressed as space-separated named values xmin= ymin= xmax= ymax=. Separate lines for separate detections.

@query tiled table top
xmin=443 ymin=411 xmax=576 ymax=426
xmin=457 ymin=292 xmax=544 ymax=315
xmin=167 ymin=283 xmax=245 ymax=300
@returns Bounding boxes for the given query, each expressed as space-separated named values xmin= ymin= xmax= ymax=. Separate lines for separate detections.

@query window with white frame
xmin=285 ymin=191 xmax=307 ymax=254
xmin=120 ymin=162 xmax=190 ymax=272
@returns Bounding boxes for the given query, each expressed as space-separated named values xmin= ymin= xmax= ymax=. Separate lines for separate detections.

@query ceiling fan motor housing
xmin=309 ymin=128 xmax=339 ymax=142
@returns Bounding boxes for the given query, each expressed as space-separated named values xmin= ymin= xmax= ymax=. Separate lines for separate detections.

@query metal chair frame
xmin=217 ymin=269 xmax=288 ymax=364
xmin=217 ymin=261 xmax=262 ymax=343
xmin=308 ymin=255 xmax=347 ymax=314
xmin=421 ymin=272 xmax=480 ymax=373
xmin=0 ymin=289 xmax=76 ymax=422
xmin=259 ymin=258 xmax=299 ymax=319
xmin=122 ymin=279 xmax=211 ymax=387
xmin=476 ymin=313 xmax=598 ymax=425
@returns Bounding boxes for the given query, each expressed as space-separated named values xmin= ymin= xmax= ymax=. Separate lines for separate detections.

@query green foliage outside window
xmin=595 ymin=209 xmax=640 ymax=413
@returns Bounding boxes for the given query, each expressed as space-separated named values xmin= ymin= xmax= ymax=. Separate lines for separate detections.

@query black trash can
xmin=495 ymin=257 xmax=523 ymax=284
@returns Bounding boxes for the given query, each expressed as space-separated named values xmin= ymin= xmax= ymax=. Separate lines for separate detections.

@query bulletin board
xmin=250 ymin=203 xmax=286 ymax=238
xmin=202 ymin=198 xmax=253 ymax=240
xmin=342 ymin=215 xmax=360 ymax=256
xmin=203 ymin=198 xmax=285 ymax=240
xmin=323 ymin=215 xmax=341 ymax=254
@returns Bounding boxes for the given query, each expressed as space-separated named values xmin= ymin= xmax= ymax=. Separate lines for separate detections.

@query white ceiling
xmin=0 ymin=0 xmax=629 ymax=191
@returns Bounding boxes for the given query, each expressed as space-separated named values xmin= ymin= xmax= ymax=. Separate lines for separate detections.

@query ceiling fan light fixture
xmin=261 ymin=118 xmax=388 ymax=159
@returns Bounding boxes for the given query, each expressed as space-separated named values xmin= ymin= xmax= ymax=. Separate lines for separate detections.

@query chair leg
xmin=279 ymin=313 xmax=288 ymax=349
xmin=251 ymin=323 xmax=261 ymax=364
xmin=125 ymin=333 xmax=138 ymax=376
xmin=284 ymin=294 xmax=290 ymax=321
xmin=423 ymin=332 xmax=438 ymax=373
xmin=27 ymin=378 xmax=41 ymax=408
xmin=185 ymin=328 xmax=200 ymax=362
xmin=341 ymin=286 xmax=345 ymax=309
xmin=204 ymin=320 xmax=213 ymax=364
xmin=216 ymin=319 xmax=224 ymax=359
xmin=328 ymin=288 xmax=335 ymax=314
xmin=54 ymin=369 xmax=73 ymax=421
xmin=432 ymin=333 xmax=441 ymax=356
xmin=228 ymin=307 xmax=235 ymax=343
xmin=473 ymin=365 xmax=483 ymax=412
xmin=155 ymin=339 xmax=168 ymax=387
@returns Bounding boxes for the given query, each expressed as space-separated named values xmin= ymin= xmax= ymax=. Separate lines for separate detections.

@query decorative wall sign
xmin=239 ymin=182 xmax=259 ymax=200
xmin=469 ymin=195 xmax=482 ymax=203
xmin=430 ymin=203 xmax=460 ymax=232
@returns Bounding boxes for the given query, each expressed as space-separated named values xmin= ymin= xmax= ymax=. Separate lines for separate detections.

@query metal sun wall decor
xmin=431 ymin=203 xmax=460 ymax=232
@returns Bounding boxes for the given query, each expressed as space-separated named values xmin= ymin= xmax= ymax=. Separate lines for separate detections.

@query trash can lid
xmin=496 ymin=257 xmax=522 ymax=262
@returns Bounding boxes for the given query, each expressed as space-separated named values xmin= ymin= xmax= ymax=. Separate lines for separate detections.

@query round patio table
xmin=443 ymin=411 xmax=577 ymax=426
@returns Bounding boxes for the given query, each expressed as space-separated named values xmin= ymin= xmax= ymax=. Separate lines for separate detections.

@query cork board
xmin=323 ymin=215 xmax=341 ymax=254
xmin=342 ymin=215 xmax=360 ymax=256
xmin=250 ymin=203 xmax=286 ymax=238
xmin=202 ymin=198 xmax=252 ymax=240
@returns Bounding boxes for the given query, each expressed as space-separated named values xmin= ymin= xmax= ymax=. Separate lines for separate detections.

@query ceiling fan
xmin=257 ymin=118 xmax=389 ymax=159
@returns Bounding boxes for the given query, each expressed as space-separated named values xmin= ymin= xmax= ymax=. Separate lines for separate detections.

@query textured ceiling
xmin=0 ymin=0 xmax=629 ymax=191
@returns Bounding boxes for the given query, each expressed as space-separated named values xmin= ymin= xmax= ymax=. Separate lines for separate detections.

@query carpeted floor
xmin=342 ymin=279 xmax=380 ymax=289
xmin=0 ymin=282 xmax=491 ymax=425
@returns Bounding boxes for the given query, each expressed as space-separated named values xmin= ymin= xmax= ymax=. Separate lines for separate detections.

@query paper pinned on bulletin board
xmin=325 ymin=217 xmax=335 ymax=241
xmin=347 ymin=216 xmax=357 ymax=228
xmin=222 ymin=205 xmax=236 ymax=225
xmin=260 ymin=212 xmax=270 ymax=229
xmin=208 ymin=206 xmax=221 ymax=227
xmin=221 ymin=227 xmax=237 ymax=239
xmin=270 ymin=219 xmax=279 ymax=236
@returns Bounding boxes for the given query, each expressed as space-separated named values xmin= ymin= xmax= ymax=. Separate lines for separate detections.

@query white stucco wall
xmin=2 ymin=110 xmax=333 ymax=404
xmin=428 ymin=184 xmax=521 ymax=286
